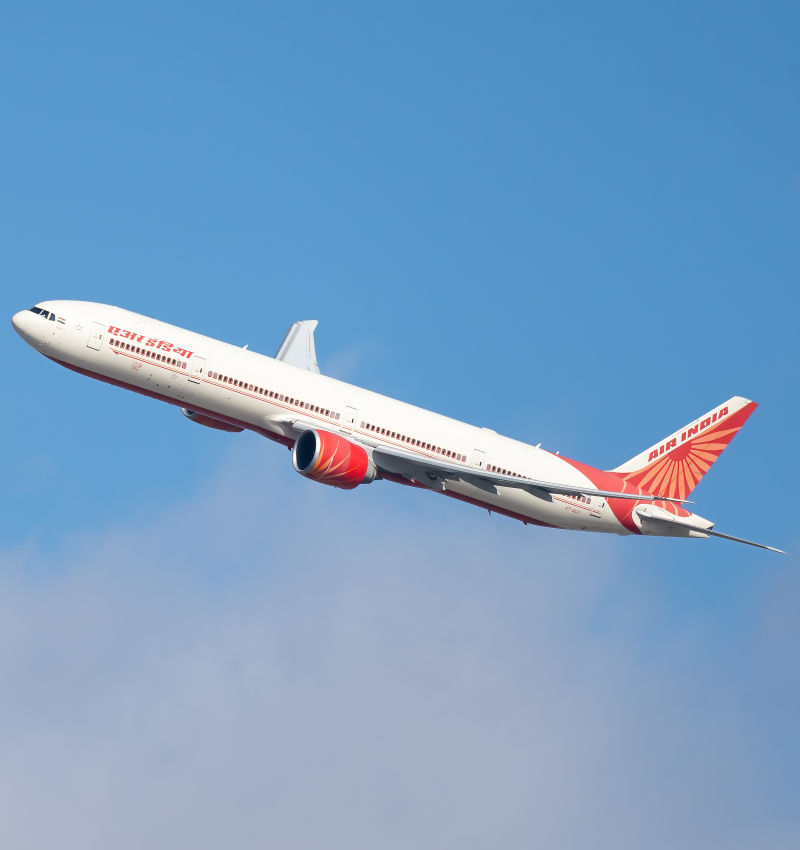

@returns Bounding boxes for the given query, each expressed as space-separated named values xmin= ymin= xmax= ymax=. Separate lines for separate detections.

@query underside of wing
xmin=369 ymin=444 xmax=684 ymax=503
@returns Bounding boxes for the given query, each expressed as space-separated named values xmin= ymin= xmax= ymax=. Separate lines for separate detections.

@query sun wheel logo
xmin=619 ymin=405 xmax=752 ymax=502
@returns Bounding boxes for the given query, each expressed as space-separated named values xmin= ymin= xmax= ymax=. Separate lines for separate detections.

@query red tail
xmin=611 ymin=397 xmax=758 ymax=502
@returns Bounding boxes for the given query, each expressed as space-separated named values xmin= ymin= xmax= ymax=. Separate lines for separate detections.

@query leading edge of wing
xmin=368 ymin=443 xmax=687 ymax=504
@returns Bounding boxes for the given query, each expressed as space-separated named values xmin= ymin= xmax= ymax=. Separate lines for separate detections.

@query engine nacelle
xmin=181 ymin=408 xmax=244 ymax=433
xmin=293 ymin=428 xmax=377 ymax=489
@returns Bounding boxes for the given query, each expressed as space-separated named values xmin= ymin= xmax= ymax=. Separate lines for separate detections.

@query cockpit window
xmin=29 ymin=307 xmax=42 ymax=314
xmin=49 ymin=313 xmax=55 ymax=321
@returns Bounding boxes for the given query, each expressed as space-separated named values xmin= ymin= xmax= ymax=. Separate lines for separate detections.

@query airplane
xmin=11 ymin=300 xmax=783 ymax=553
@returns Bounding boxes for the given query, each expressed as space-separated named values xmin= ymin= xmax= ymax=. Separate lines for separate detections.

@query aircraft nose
xmin=11 ymin=310 xmax=30 ymax=336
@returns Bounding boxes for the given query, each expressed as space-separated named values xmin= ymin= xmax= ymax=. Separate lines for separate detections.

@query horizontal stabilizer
xmin=637 ymin=509 xmax=784 ymax=553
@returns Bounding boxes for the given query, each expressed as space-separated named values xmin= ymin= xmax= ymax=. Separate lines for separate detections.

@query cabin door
xmin=343 ymin=406 xmax=358 ymax=433
xmin=87 ymin=321 xmax=104 ymax=351
xmin=471 ymin=449 xmax=486 ymax=470
xmin=189 ymin=356 xmax=206 ymax=384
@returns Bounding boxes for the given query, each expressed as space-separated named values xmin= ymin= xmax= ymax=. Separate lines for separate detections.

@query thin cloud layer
xmin=0 ymin=446 xmax=796 ymax=850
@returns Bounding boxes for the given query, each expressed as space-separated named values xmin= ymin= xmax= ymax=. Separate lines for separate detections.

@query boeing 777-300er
xmin=11 ymin=301 xmax=783 ymax=553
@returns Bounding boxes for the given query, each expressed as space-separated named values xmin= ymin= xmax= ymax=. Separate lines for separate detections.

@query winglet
xmin=275 ymin=320 xmax=320 ymax=373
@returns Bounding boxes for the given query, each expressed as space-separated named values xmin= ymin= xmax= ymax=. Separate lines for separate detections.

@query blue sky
xmin=1 ymin=2 xmax=798 ymax=847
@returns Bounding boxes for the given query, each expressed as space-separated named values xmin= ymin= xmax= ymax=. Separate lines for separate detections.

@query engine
xmin=293 ymin=428 xmax=377 ymax=489
xmin=181 ymin=408 xmax=244 ymax=433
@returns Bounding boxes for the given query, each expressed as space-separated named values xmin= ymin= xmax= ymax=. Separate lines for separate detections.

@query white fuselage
xmin=11 ymin=300 xmax=648 ymax=535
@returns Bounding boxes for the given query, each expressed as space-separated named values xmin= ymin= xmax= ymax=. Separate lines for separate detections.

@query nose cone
xmin=11 ymin=310 xmax=30 ymax=336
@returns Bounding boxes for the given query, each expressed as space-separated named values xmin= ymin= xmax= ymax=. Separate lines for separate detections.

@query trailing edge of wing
xmin=637 ymin=512 xmax=785 ymax=553
xmin=369 ymin=444 xmax=687 ymax=504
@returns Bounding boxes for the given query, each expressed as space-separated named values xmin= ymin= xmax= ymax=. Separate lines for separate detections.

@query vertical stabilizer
xmin=611 ymin=397 xmax=757 ymax=501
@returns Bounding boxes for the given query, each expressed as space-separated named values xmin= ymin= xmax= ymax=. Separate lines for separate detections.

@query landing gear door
xmin=189 ymin=356 xmax=206 ymax=384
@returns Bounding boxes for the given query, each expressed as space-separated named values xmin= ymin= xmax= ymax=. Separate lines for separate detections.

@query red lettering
xmin=119 ymin=329 xmax=132 ymax=339
xmin=157 ymin=340 xmax=172 ymax=351
xmin=659 ymin=445 xmax=665 ymax=455
xmin=665 ymin=438 xmax=677 ymax=450
xmin=108 ymin=326 xmax=121 ymax=336
xmin=146 ymin=338 xmax=157 ymax=347
xmin=718 ymin=406 xmax=728 ymax=418
xmin=700 ymin=417 xmax=711 ymax=430
xmin=686 ymin=425 xmax=699 ymax=438
xmin=183 ymin=351 xmax=193 ymax=359
xmin=712 ymin=412 xmax=717 ymax=422
xmin=681 ymin=432 xmax=687 ymax=442
xmin=648 ymin=450 xmax=659 ymax=461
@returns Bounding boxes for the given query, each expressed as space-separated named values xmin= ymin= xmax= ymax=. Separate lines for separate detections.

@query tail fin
xmin=611 ymin=397 xmax=758 ymax=501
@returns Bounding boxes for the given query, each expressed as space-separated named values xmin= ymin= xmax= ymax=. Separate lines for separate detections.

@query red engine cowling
xmin=292 ymin=429 xmax=377 ymax=489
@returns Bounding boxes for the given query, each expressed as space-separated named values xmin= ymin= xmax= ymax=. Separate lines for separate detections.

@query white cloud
xmin=0 ymin=444 xmax=796 ymax=850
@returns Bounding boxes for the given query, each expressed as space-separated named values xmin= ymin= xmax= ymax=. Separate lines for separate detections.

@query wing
xmin=275 ymin=421 xmax=687 ymax=504
xmin=369 ymin=443 xmax=686 ymax=504
xmin=275 ymin=320 xmax=320 ymax=373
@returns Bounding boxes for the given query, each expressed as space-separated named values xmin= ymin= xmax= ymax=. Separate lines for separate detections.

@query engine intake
xmin=293 ymin=429 xmax=376 ymax=489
